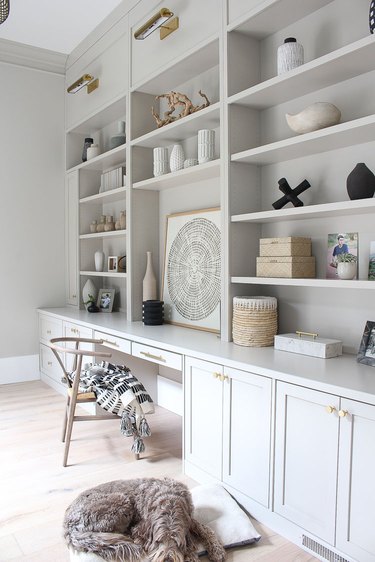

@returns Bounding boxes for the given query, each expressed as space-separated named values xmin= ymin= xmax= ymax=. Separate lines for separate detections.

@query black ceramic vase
xmin=346 ymin=163 xmax=375 ymax=200
xmin=370 ymin=1 xmax=375 ymax=33
xmin=142 ymin=300 xmax=164 ymax=325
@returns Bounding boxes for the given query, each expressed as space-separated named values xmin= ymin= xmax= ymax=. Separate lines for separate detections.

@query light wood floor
xmin=0 ymin=381 xmax=318 ymax=562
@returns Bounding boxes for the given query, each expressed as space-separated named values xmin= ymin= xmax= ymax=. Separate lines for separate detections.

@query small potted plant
xmin=83 ymin=294 xmax=99 ymax=313
xmin=336 ymin=253 xmax=358 ymax=280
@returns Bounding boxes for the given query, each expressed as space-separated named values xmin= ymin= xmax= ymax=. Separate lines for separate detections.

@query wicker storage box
xmin=259 ymin=237 xmax=311 ymax=257
xmin=232 ymin=296 xmax=277 ymax=347
xmin=256 ymin=256 xmax=315 ymax=278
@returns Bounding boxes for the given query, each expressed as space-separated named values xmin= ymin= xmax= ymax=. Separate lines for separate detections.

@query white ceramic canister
xmin=277 ymin=37 xmax=304 ymax=75
xmin=153 ymin=147 xmax=169 ymax=176
xmin=170 ymin=144 xmax=185 ymax=172
xmin=86 ymin=144 xmax=100 ymax=160
xmin=198 ymin=129 xmax=215 ymax=164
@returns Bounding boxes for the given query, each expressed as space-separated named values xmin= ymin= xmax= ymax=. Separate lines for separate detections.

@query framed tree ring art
xmin=162 ymin=207 xmax=221 ymax=333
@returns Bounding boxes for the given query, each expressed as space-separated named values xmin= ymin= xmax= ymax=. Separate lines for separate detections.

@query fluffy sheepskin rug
xmin=63 ymin=477 xmax=226 ymax=562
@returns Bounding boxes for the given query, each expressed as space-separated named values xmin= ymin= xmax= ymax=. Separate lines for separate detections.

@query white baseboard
xmin=0 ymin=354 xmax=40 ymax=384
xmin=157 ymin=375 xmax=183 ymax=415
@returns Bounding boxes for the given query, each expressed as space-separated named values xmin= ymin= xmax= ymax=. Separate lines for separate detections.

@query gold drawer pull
xmin=46 ymin=330 xmax=51 ymax=335
xmin=47 ymin=361 xmax=52 ymax=366
xmin=339 ymin=410 xmax=348 ymax=418
xmin=102 ymin=339 xmax=119 ymax=347
xmin=140 ymin=351 xmax=166 ymax=362
xmin=213 ymin=371 xmax=220 ymax=379
xmin=70 ymin=328 xmax=80 ymax=335
xmin=326 ymin=405 xmax=336 ymax=414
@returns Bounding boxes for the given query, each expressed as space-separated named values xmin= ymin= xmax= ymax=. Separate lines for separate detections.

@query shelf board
xmin=231 ymin=277 xmax=375 ymax=289
xmin=66 ymin=93 xmax=126 ymax=134
xmin=228 ymin=0 xmax=333 ymax=38
xmin=231 ymin=114 xmax=375 ymax=165
xmin=67 ymin=144 xmax=126 ymax=173
xmin=80 ymin=186 xmax=127 ymax=205
xmin=80 ymin=271 xmax=127 ymax=278
xmin=232 ymin=199 xmax=375 ymax=223
xmin=131 ymin=103 xmax=220 ymax=148
xmin=133 ymin=160 xmax=220 ymax=191
xmin=80 ymin=230 xmax=126 ymax=240
xmin=229 ymin=35 xmax=375 ymax=110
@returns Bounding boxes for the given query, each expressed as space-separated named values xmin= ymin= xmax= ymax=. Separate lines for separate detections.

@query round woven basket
xmin=232 ymin=296 xmax=278 ymax=347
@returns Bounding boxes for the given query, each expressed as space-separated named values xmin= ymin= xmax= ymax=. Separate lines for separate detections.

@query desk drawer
xmin=94 ymin=330 xmax=131 ymax=355
xmin=40 ymin=343 xmax=63 ymax=383
xmin=63 ymin=321 xmax=92 ymax=339
xmin=132 ymin=342 xmax=182 ymax=371
xmin=39 ymin=315 xmax=63 ymax=342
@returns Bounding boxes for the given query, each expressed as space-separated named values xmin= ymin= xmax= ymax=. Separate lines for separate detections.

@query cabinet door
xmin=336 ymin=398 xmax=375 ymax=562
xmin=223 ymin=367 xmax=272 ymax=508
xmin=274 ymin=382 xmax=339 ymax=545
xmin=65 ymin=171 xmax=79 ymax=306
xmin=184 ymin=356 xmax=223 ymax=479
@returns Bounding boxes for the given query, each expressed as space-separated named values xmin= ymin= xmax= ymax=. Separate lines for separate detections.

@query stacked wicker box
xmin=232 ymin=296 xmax=277 ymax=347
xmin=256 ymin=237 xmax=315 ymax=278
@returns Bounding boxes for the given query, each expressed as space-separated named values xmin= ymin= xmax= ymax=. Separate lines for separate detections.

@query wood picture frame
xmin=97 ymin=288 xmax=115 ymax=313
xmin=161 ymin=207 xmax=221 ymax=333
xmin=357 ymin=320 xmax=375 ymax=366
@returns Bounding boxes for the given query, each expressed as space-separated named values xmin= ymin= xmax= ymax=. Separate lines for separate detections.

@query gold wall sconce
xmin=134 ymin=8 xmax=179 ymax=40
xmin=67 ymin=74 xmax=99 ymax=94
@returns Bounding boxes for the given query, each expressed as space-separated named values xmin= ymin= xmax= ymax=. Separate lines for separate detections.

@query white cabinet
xmin=63 ymin=321 xmax=93 ymax=372
xmin=65 ymin=171 xmax=79 ymax=306
xmin=184 ymin=356 xmax=272 ymax=508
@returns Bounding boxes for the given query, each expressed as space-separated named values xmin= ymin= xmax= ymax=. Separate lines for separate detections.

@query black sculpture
xmin=272 ymin=177 xmax=311 ymax=209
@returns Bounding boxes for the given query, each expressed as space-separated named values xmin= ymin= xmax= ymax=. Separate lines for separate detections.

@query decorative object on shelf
xmin=198 ymin=129 xmax=215 ymax=164
xmin=232 ymin=296 xmax=278 ymax=347
xmin=115 ymin=210 xmax=126 ymax=230
xmin=184 ymin=158 xmax=198 ymax=168
xmin=143 ymin=251 xmax=157 ymax=301
xmin=368 ymin=241 xmax=375 ymax=280
xmin=90 ymin=220 xmax=97 ymax=233
xmin=94 ymin=250 xmax=105 ymax=272
xmin=274 ymin=331 xmax=342 ymax=359
xmin=97 ymin=288 xmax=115 ymax=312
xmin=96 ymin=215 xmax=106 ymax=233
xmin=100 ymin=166 xmax=126 ymax=192
xmin=134 ymin=7 xmax=179 ymax=40
xmin=108 ymin=255 xmax=126 ymax=273
xmin=336 ymin=253 xmax=358 ymax=280
xmin=286 ymin=102 xmax=341 ymax=134
xmin=109 ymin=121 xmax=126 ymax=150
xmin=142 ymin=300 xmax=164 ymax=326
xmin=86 ymin=144 xmax=100 ymax=160
xmin=346 ymin=163 xmax=375 ymax=200
xmin=104 ymin=215 xmax=115 ymax=232
xmin=259 ymin=236 xmax=312 ymax=257
xmin=82 ymin=137 xmax=94 ymax=162
xmin=272 ymin=177 xmax=311 ymax=209
xmin=327 ymin=232 xmax=358 ymax=279
xmin=0 ymin=0 xmax=10 ymax=24
xmin=257 ymin=237 xmax=314 ymax=278
xmin=151 ymin=90 xmax=210 ymax=128
xmin=82 ymin=279 xmax=97 ymax=311
xmin=162 ymin=208 xmax=221 ymax=333
xmin=370 ymin=1 xmax=375 ymax=33
xmin=277 ymin=37 xmax=304 ymax=75
xmin=170 ymin=144 xmax=185 ymax=172
xmin=67 ymin=74 xmax=99 ymax=94
xmin=357 ymin=320 xmax=375 ymax=366
xmin=153 ymin=147 xmax=169 ymax=176
xmin=87 ymin=302 xmax=99 ymax=313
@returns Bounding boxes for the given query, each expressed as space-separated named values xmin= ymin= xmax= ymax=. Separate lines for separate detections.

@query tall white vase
xmin=94 ymin=250 xmax=105 ymax=272
xmin=153 ymin=147 xmax=169 ymax=176
xmin=198 ymin=129 xmax=215 ymax=164
xmin=82 ymin=279 xmax=97 ymax=310
xmin=143 ymin=251 xmax=157 ymax=301
xmin=170 ymin=144 xmax=185 ymax=172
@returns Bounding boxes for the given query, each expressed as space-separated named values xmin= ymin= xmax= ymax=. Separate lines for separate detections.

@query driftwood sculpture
xmin=151 ymin=90 xmax=211 ymax=128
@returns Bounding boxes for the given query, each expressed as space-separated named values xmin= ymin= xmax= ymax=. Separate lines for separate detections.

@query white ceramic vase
xmin=337 ymin=262 xmax=357 ymax=280
xmin=198 ymin=129 xmax=215 ymax=164
xmin=153 ymin=147 xmax=169 ymax=176
xmin=277 ymin=37 xmax=304 ymax=75
xmin=86 ymin=144 xmax=100 ymax=160
xmin=170 ymin=144 xmax=185 ymax=172
xmin=143 ymin=251 xmax=157 ymax=301
xmin=82 ymin=279 xmax=97 ymax=310
xmin=94 ymin=250 xmax=104 ymax=272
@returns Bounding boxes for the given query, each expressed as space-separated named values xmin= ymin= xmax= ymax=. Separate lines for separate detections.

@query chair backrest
xmin=49 ymin=337 xmax=111 ymax=388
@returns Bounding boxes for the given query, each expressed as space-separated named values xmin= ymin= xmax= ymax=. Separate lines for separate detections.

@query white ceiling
xmin=0 ymin=0 xmax=124 ymax=54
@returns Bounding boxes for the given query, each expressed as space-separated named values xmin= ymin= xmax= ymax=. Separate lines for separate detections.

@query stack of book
xmin=100 ymin=166 xmax=126 ymax=192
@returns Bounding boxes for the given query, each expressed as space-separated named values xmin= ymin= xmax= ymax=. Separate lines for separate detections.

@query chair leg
xmin=63 ymin=395 xmax=76 ymax=467
xmin=61 ymin=394 xmax=70 ymax=443
xmin=135 ymin=453 xmax=140 ymax=461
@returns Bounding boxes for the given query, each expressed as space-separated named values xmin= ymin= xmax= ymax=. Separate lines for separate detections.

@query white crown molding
xmin=0 ymin=38 xmax=67 ymax=74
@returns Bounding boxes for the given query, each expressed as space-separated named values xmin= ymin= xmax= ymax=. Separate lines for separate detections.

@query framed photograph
xmin=326 ymin=232 xmax=358 ymax=279
xmin=162 ymin=207 xmax=221 ymax=333
xmin=357 ymin=321 xmax=375 ymax=366
xmin=368 ymin=241 xmax=375 ymax=280
xmin=108 ymin=255 xmax=126 ymax=273
xmin=97 ymin=288 xmax=115 ymax=312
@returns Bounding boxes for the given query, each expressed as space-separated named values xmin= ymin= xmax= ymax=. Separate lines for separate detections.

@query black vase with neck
xmin=346 ymin=163 xmax=375 ymax=200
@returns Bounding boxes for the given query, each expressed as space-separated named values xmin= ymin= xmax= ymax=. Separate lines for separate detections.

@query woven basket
xmin=232 ymin=296 xmax=278 ymax=347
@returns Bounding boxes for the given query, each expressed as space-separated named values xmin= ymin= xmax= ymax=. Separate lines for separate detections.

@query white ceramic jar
xmin=153 ymin=147 xmax=169 ymax=176
xmin=86 ymin=144 xmax=100 ymax=160
xmin=277 ymin=37 xmax=304 ymax=75
xmin=198 ymin=129 xmax=215 ymax=164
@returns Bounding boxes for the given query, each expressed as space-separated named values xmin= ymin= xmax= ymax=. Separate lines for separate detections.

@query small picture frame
xmin=357 ymin=321 xmax=375 ymax=366
xmin=97 ymin=288 xmax=115 ymax=313
xmin=108 ymin=255 xmax=126 ymax=273
xmin=368 ymin=241 xmax=375 ymax=280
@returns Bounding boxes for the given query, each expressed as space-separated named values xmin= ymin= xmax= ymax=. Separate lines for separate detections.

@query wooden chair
xmin=49 ymin=337 xmax=139 ymax=467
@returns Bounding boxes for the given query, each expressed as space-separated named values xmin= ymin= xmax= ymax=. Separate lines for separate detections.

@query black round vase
xmin=370 ymin=1 xmax=375 ymax=34
xmin=346 ymin=163 xmax=375 ymax=200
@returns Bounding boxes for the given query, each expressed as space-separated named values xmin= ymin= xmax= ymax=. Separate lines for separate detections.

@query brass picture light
xmin=134 ymin=7 xmax=179 ymax=40
xmin=67 ymin=74 xmax=99 ymax=94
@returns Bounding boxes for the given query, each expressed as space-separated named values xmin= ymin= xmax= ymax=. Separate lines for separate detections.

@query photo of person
xmin=365 ymin=326 xmax=375 ymax=358
xmin=97 ymin=288 xmax=115 ymax=312
xmin=100 ymin=292 xmax=111 ymax=309
xmin=326 ymin=232 xmax=358 ymax=279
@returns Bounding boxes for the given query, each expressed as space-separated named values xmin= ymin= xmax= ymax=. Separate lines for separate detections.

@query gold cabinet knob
xmin=326 ymin=405 xmax=336 ymax=414
xmin=72 ymin=294 xmax=77 ymax=299
xmin=212 ymin=371 xmax=220 ymax=379
xmin=339 ymin=410 xmax=348 ymax=418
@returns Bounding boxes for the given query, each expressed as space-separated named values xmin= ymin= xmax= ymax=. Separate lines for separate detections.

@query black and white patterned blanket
xmin=69 ymin=361 xmax=154 ymax=454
